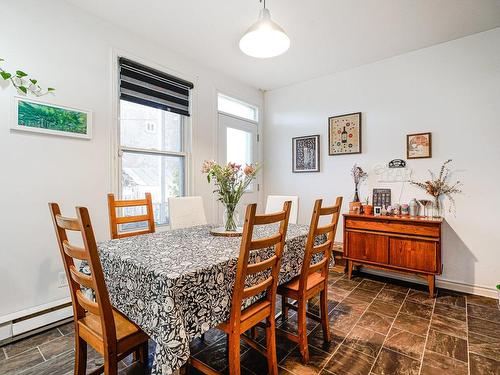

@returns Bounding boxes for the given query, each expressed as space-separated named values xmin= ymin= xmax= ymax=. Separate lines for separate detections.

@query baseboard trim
xmin=361 ymin=268 xmax=498 ymax=299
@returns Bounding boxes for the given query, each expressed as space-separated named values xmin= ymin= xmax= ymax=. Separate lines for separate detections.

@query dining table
xmin=96 ymin=223 xmax=323 ymax=375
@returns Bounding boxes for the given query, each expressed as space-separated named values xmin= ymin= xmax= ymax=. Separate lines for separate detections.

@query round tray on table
xmin=210 ymin=227 xmax=243 ymax=237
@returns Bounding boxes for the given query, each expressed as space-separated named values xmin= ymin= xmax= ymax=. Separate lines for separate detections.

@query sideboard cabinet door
xmin=346 ymin=231 xmax=389 ymax=264
xmin=389 ymin=238 xmax=437 ymax=272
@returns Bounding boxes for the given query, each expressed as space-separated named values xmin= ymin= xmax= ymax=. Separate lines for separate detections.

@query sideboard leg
xmin=347 ymin=261 xmax=353 ymax=280
xmin=427 ymin=275 xmax=435 ymax=297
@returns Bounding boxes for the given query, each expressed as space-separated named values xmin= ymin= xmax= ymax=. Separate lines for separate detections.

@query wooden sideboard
xmin=343 ymin=213 xmax=443 ymax=296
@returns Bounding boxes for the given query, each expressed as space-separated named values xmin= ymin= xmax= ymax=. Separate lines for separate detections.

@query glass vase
xmin=223 ymin=205 xmax=239 ymax=232
xmin=433 ymin=197 xmax=443 ymax=218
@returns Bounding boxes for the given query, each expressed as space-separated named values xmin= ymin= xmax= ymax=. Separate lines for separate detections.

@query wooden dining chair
xmin=49 ymin=203 xmax=149 ymax=375
xmin=277 ymin=197 xmax=343 ymax=364
xmin=265 ymin=195 xmax=299 ymax=224
xmin=168 ymin=196 xmax=207 ymax=229
xmin=107 ymin=193 xmax=155 ymax=239
xmin=190 ymin=201 xmax=292 ymax=375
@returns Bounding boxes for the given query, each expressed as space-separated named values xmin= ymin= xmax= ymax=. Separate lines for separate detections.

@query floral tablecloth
xmin=97 ymin=224 xmax=318 ymax=375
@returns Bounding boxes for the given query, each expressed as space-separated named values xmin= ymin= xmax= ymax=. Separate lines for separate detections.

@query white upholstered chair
xmin=265 ymin=195 xmax=299 ymax=224
xmin=168 ymin=196 xmax=208 ymax=229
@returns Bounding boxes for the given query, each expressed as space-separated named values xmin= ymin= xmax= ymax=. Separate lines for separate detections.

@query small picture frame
xmin=292 ymin=135 xmax=320 ymax=173
xmin=407 ymin=132 xmax=432 ymax=159
xmin=374 ymin=206 xmax=382 ymax=216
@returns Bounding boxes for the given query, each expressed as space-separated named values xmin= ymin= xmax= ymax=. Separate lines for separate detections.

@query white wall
xmin=264 ymin=28 xmax=500 ymax=296
xmin=0 ymin=0 xmax=262 ymax=319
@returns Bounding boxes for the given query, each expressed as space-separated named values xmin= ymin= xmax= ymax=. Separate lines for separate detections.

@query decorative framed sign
xmin=12 ymin=97 xmax=92 ymax=139
xmin=407 ymin=132 xmax=431 ymax=159
xmin=328 ymin=112 xmax=362 ymax=155
xmin=373 ymin=188 xmax=391 ymax=208
xmin=292 ymin=135 xmax=320 ymax=173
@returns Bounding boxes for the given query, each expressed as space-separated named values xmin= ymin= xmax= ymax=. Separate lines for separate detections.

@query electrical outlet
xmin=58 ymin=272 xmax=68 ymax=288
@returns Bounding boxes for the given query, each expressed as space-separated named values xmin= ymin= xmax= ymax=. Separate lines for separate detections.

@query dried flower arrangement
xmin=351 ymin=164 xmax=368 ymax=202
xmin=409 ymin=159 xmax=462 ymax=215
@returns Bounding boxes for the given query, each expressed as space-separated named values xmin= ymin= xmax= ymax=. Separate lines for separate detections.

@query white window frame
xmin=111 ymin=51 xmax=194 ymax=228
xmin=217 ymin=93 xmax=259 ymax=124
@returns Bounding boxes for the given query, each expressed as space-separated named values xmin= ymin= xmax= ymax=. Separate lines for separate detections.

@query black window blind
xmin=119 ymin=57 xmax=194 ymax=117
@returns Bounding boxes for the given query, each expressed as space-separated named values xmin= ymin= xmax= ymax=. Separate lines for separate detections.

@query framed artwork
xmin=407 ymin=132 xmax=431 ymax=159
xmin=373 ymin=188 xmax=391 ymax=208
xmin=328 ymin=112 xmax=362 ymax=155
xmin=12 ymin=97 xmax=92 ymax=139
xmin=292 ymin=135 xmax=320 ymax=173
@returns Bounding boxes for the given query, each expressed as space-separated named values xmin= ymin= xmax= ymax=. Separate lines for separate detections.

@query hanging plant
xmin=0 ymin=57 xmax=55 ymax=96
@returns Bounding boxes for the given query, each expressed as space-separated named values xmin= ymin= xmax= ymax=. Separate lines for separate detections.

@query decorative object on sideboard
xmin=363 ymin=197 xmax=373 ymax=215
xmin=418 ymin=199 xmax=433 ymax=218
xmin=328 ymin=112 xmax=362 ymax=155
xmin=409 ymin=198 xmax=419 ymax=216
xmin=11 ymin=97 xmax=92 ymax=139
xmin=202 ymin=160 xmax=259 ymax=234
xmin=373 ymin=188 xmax=391 ymax=208
xmin=292 ymin=135 xmax=320 ymax=173
xmin=1 ymin=58 xmax=54 ymax=96
xmin=349 ymin=164 xmax=367 ymax=212
xmin=401 ymin=204 xmax=409 ymax=215
xmin=389 ymin=159 xmax=406 ymax=168
xmin=407 ymin=132 xmax=432 ymax=159
xmin=410 ymin=159 xmax=463 ymax=217
xmin=374 ymin=206 xmax=382 ymax=216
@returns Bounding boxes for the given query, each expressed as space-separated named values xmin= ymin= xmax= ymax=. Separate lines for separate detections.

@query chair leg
xmin=297 ymin=298 xmax=310 ymax=364
xmin=266 ymin=316 xmax=278 ymax=375
xmin=74 ymin=336 xmax=87 ymax=375
xmin=281 ymin=294 xmax=288 ymax=322
xmin=320 ymin=289 xmax=331 ymax=342
xmin=227 ymin=333 xmax=241 ymax=375
xmin=104 ymin=352 xmax=118 ymax=375
xmin=139 ymin=341 xmax=149 ymax=364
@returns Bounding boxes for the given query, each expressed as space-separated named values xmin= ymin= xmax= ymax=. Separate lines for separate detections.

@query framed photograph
xmin=292 ymin=135 xmax=320 ymax=173
xmin=12 ymin=97 xmax=92 ymax=139
xmin=328 ymin=112 xmax=362 ymax=155
xmin=407 ymin=132 xmax=431 ymax=159
xmin=374 ymin=206 xmax=382 ymax=216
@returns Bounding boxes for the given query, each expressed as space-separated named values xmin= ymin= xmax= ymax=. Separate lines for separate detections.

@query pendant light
xmin=239 ymin=0 xmax=290 ymax=58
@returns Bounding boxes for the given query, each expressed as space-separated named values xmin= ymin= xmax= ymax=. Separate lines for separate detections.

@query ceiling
xmin=65 ymin=0 xmax=500 ymax=90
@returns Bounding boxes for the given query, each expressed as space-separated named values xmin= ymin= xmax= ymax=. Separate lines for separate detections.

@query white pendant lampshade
xmin=239 ymin=8 xmax=290 ymax=58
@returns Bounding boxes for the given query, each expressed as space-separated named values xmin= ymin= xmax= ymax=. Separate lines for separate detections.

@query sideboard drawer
xmin=389 ymin=238 xmax=437 ymax=272
xmin=346 ymin=231 xmax=389 ymax=264
xmin=345 ymin=218 xmax=440 ymax=238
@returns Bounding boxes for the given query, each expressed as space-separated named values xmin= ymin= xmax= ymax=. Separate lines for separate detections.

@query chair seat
xmin=278 ymin=272 xmax=325 ymax=298
xmin=219 ymin=299 xmax=272 ymax=334
xmin=78 ymin=308 xmax=148 ymax=354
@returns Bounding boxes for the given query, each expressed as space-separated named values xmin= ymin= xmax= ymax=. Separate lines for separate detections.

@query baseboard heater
xmin=0 ymin=301 xmax=73 ymax=345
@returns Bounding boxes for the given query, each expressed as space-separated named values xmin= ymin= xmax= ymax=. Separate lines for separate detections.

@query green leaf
xmin=16 ymin=70 xmax=28 ymax=77
xmin=18 ymin=85 xmax=28 ymax=94
xmin=0 ymin=71 xmax=11 ymax=80
xmin=47 ymin=87 xmax=55 ymax=92
xmin=29 ymin=79 xmax=38 ymax=84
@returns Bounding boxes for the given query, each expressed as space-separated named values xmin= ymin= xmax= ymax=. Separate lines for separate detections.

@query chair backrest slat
xmin=63 ymin=241 xmax=88 ymax=260
xmin=49 ymin=203 xmax=118 ymax=350
xmin=242 ymin=276 xmax=273 ymax=299
xmin=107 ymin=193 xmax=155 ymax=239
xmin=230 ymin=201 xmax=292 ymax=323
xmin=298 ymin=197 xmax=343 ymax=292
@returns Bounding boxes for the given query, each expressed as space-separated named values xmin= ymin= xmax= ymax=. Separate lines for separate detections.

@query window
xmin=217 ymin=93 xmax=258 ymax=122
xmin=118 ymin=58 xmax=193 ymax=226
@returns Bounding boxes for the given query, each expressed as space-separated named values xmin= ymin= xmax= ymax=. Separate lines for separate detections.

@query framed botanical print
xmin=292 ymin=135 xmax=320 ymax=173
xmin=328 ymin=112 xmax=361 ymax=155
xmin=407 ymin=132 xmax=432 ymax=159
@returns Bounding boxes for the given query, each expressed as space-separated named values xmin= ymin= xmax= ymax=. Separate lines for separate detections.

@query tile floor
xmin=1 ymin=271 xmax=499 ymax=375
